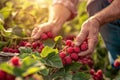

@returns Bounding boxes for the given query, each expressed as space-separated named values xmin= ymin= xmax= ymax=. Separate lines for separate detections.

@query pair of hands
xmin=31 ymin=17 xmax=100 ymax=57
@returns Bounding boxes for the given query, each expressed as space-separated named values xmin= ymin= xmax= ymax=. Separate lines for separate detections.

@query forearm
xmin=93 ymin=0 xmax=120 ymax=25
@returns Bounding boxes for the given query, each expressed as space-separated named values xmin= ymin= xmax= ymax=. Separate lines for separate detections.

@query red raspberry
xmin=65 ymin=56 xmax=72 ymax=64
xmin=41 ymin=33 xmax=48 ymax=40
xmin=70 ymin=53 xmax=78 ymax=60
xmin=32 ymin=42 xmax=38 ymax=49
xmin=13 ymin=49 xmax=19 ymax=53
xmin=10 ymin=56 xmax=20 ymax=67
xmin=39 ymin=44 xmax=44 ymax=50
xmin=67 ymin=47 xmax=74 ymax=54
xmin=6 ymin=74 xmax=15 ymax=80
xmin=62 ymin=59 xmax=66 ymax=65
xmin=96 ymin=69 xmax=103 ymax=78
xmin=25 ymin=42 xmax=31 ymax=47
xmin=59 ymin=52 xmax=66 ymax=59
xmin=37 ymin=48 xmax=42 ymax=53
xmin=80 ymin=43 xmax=88 ymax=51
xmin=66 ymin=40 xmax=73 ymax=46
xmin=3 ymin=47 xmax=9 ymax=52
xmin=19 ymin=41 xmax=27 ymax=46
xmin=114 ymin=60 xmax=120 ymax=67
xmin=73 ymin=46 xmax=80 ymax=53
xmin=8 ymin=48 xmax=15 ymax=53
xmin=0 ymin=70 xmax=6 ymax=80
xmin=90 ymin=69 xmax=95 ymax=75
xmin=47 ymin=31 xmax=53 ymax=38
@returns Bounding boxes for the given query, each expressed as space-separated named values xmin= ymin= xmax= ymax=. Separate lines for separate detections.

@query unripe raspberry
xmin=47 ymin=31 xmax=53 ymax=38
xmin=10 ymin=56 xmax=20 ymax=67
xmin=67 ymin=47 xmax=74 ymax=54
xmin=80 ymin=43 xmax=88 ymax=51
xmin=70 ymin=53 xmax=78 ymax=60
xmin=73 ymin=46 xmax=80 ymax=53
xmin=114 ymin=60 xmax=120 ymax=67
xmin=90 ymin=69 xmax=95 ymax=75
xmin=41 ymin=33 xmax=48 ymax=40
xmin=65 ymin=56 xmax=72 ymax=64
xmin=59 ymin=52 xmax=66 ymax=59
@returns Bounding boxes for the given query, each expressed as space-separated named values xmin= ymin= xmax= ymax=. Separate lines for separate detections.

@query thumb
xmin=75 ymin=30 xmax=88 ymax=46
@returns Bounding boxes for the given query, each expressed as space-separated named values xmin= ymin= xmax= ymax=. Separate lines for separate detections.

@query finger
xmin=75 ymin=29 xmax=88 ymax=46
xmin=78 ymin=38 xmax=97 ymax=56
xmin=31 ymin=27 xmax=39 ymax=37
xmin=32 ymin=28 xmax=43 ymax=40
xmin=52 ymin=26 xmax=61 ymax=37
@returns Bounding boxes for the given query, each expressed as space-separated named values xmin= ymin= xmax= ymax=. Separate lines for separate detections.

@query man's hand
xmin=75 ymin=17 xmax=100 ymax=56
xmin=31 ymin=22 xmax=62 ymax=40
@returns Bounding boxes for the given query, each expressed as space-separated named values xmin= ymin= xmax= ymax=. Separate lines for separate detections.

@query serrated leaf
xmin=19 ymin=47 xmax=32 ymax=54
xmin=43 ymin=39 xmax=55 ymax=48
xmin=40 ymin=46 xmax=58 ymax=58
xmin=39 ymin=68 xmax=49 ymax=76
xmin=72 ymin=72 xmax=90 ymax=80
xmin=44 ymin=52 xmax=63 ymax=68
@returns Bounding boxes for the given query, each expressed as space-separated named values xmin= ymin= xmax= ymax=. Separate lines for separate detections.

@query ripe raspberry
xmin=6 ymin=74 xmax=15 ymax=80
xmin=3 ymin=47 xmax=9 ymax=52
xmin=90 ymin=69 xmax=95 ymax=75
xmin=67 ymin=47 xmax=74 ymax=54
xmin=80 ymin=43 xmax=88 ymax=51
xmin=47 ymin=31 xmax=53 ymax=38
xmin=66 ymin=40 xmax=73 ymax=46
xmin=96 ymin=69 xmax=103 ymax=78
xmin=39 ymin=44 xmax=44 ymax=50
xmin=114 ymin=60 xmax=120 ymax=67
xmin=59 ymin=52 xmax=66 ymax=59
xmin=32 ymin=42 xmax=38 ymax=49
xmin=0 ymin=70 xmax=6 ymax=80
xmin=73 ymin=46 xmax=80 ymax=53
xmin=62 ymin=59 xmax=66 ymax=65
xmin=19 ymin=41 xmax=27 ymax=46
xmin=10 ymin=56 xmax=20 ymax=67
xmin=8 ymin=48 xmax=15 ymax=53
xmin=70 ymin=53 xmax=78 ymax=60
xmin=41 ymin=33 xmax=48 ymax=40
xmin=25 ymin=42 xmax=31 ymax=47
xmin=65 ymin=56 xmax=72 ymax=64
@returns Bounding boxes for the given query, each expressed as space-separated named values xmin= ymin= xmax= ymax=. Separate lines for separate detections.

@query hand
xmin=75 ymin=17 xmax=100 ymax=56
xmin=31 ymin=22 xmax=62 ymax=40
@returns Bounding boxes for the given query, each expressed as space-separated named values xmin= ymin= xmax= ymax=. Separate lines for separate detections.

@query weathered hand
xmin=31 ymin=22 xmax=62 ymax=40
xmin=75 ymin=17 xmax=100 ymax=56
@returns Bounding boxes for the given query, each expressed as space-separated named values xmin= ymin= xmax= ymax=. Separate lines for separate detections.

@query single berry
xmin=114 ymin=60 xmax=120 ymax=67
xmin=66 ymin=40 xmax=73 ymax=46
xmin=25 ymin=42 xmax=31 ymax=47
xmin=90 ymin=69 xmax=95 ymax=75
xmin=8 ymin=48 xmax=15 ymax=53
xmin=96 ymin=69 xmax=103 ymax=78
xmin=70 ymin=53 xmax=78 ymax=60
xmin=59 ymin=52 xmax=66 ymax=59
xmin=0 ymin=70 xmax=6 ymax=80
xmin=65 ymin=56 xmax=72 ymax=64
xmin=10 ymin=56 xmax=20 ymax=67
xmin=32 ymin=42 xmax=38 ymax=49
xmin=41 ymin=33 xmax=48 ymax=40
xmin=67 ymin=47 xmax=74 ymax=54
xmin=80 ymin=43 xmax=88 ymax=51
xmin=6 ymin=74 xmax=15 ymax=80
xmin=19 ymin=41 xmax=27 ymax=46
xmin=73 ymin=46 xmax=80 ymax=53
xmin=3 ymin=47 xmax=9 ymax=52
xmin=47 ymin=31 xmax=53 ymax=38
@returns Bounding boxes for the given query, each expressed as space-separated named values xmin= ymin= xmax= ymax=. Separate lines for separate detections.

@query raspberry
xmin=80 ymin=43 xmax=88 ymax=51
xmin=41 ymin=33 xmax=48 ymax=40
xmin=70 ymin=53 xmax=78 ymax=60
xmin=32 ymin=42 xmax=38 ymax=49
xmin=62 ymin=59 xmax=66 ymax=65
xmin=73 ymin=46 xmax=80 ymax=53
xmin=39 ymin=44 xmax=44 ymax=50
xmin=66 ymin=40 xmax=73 ymax=46
xmin=8 ymin=48 xmax=15 ymax=53
xmin=10 ymin=56 xmax=20 ymax=67
xmin=6 ymin=74 xmax=15 ymax=80
xmin=3 ymin=47 xmax=9 ymax=52
xmin=114 ymin=60 xmax=120 ymax=67
xmin=25 ymin=42 xmax=31 ymax=47
xmin=90 ymin=69 xmax=95 ymax=75
xmin=59 ymin=52 xmax=66 ymax=59
xmin=47 ymin=31 xmax=53 ymax=38
xmin=96 ymin=69 xmax=103 ymax=78
xmin=65 ymin=56 xmax=72 ymax=64
xmin=67 ymin=47 xmax=74 ymax=54
xmin=0 ymin=70 xmax=6 ymax=80
xmin=19 ymin=41 xmax=27 ymax=46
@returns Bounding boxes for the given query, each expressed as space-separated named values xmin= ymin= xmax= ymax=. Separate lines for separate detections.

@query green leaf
xmin=44 ymin=52 xmax=63 ymax=68
xmin=43 ymin=39 xmax=55 ymax=48
xmin=39 ymin=68 xmax=49 ymax=76
xmin=65 ymin=62 xmax=82 ymax=72
xmin=72 ymin=72 xmax=90 ymax=80
xmin=40 ymin=46 xmax=58 ymax=58
xmin=19 ymin=47 xmax=32 ymax=54
xmin=54 ymin=36 xmax=63 ymax=42
xmin=0 ymin=13 xmax=4 ymax=24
